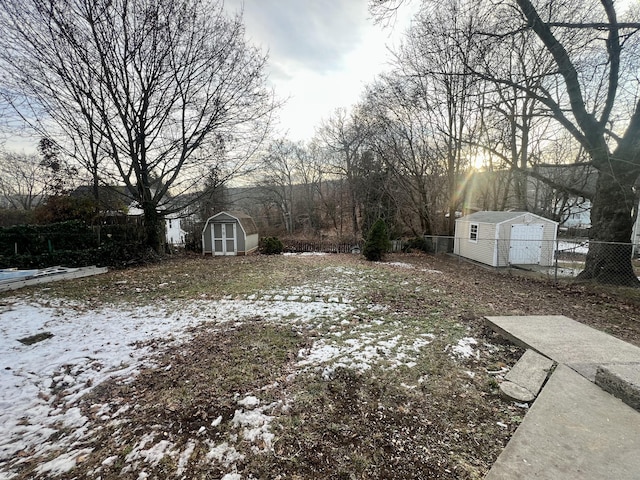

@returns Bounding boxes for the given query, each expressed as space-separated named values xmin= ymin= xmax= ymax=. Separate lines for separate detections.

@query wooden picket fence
xmin=282 ymin=239 xmax=363 ymax=254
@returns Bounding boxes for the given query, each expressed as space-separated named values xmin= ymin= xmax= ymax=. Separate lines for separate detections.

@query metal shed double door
xmin=509 ymin=224 xmax=544 ymax=265
xmin=212 ymin=222 xmax=237 ymax=255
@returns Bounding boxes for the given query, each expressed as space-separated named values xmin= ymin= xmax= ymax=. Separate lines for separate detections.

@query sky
xmin=2 ymin=0 xmax=415 ymax=152
xmin=223 ymin=0 xmax=417 ymax=143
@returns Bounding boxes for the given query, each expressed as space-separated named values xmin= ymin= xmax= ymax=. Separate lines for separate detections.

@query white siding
xmin=455 ymin=221 xmax=499 ymax=266
xmin=455 ymin=212 xmax=558 ymax=267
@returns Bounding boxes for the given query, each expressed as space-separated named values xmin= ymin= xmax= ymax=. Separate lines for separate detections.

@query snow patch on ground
xmin=176 ymin=441 xmax=196 ymax=475
xmin=34 ymin=448 xmax=93 ymax=476
xmin=231 ymin=408 xmax=275 ymax=451
xmin=297 ymin=328 xmax=436 ymax=376
xmin=125 ymin=434 xmax=176 ymax=468
xmin=448 ymin=337 xmax=479 ymax=359
xmin=283 ymin=252 xmax=328 ymax=256
xmin=220 ymin=474 xmax=243 ymax=480
xmin=237 ymin=395 xmax=260 ymax=409
xmin=0 ymin=289 xmax=355 ymax=478
xmin=0 ymin=261 xmax=452 ymax=478
xmin=0 ymin=299 xmax=193 ymax=465
xmin=557 ymin=240 xmax=589 ymax=255
xmin=384 ymin=262 xmax=414 ymax=269
xmin=206 ymin=441 xmax=245 ymax=468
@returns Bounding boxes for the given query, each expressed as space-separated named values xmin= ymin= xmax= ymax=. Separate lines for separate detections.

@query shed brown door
xmin=212 ymin=223 xmax=237 ymax=255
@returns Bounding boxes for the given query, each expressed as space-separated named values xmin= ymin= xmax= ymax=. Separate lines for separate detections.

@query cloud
xmin=226 ymin=0 xmax=371 ymax=76
xmin=223 ymin=0 xmax=417 ymax=142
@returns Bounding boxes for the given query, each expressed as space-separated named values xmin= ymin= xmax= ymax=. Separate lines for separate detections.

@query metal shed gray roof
xmin=457 ymin=211 xmax=555 ymax=224
xmin=209 ymin=211 xmax=258 ymax=236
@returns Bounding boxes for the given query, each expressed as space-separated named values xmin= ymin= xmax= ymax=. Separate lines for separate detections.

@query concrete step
xmin=485 ymin=315 xmax=640 ymax=381
xmin=500 ymin=349 xmax=554 ymax=402
xmin=595 ymin=363 xmax=640 ymax=413
xmin=486 ymin=365 xmax=640 ymax=479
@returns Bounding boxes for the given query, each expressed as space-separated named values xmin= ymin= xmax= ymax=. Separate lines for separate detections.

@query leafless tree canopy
xmin=0 ymin=0 xmax=276 ymax=249
xmin=0 ymin=152 xmax=47 ymax=210
xmin=361 ymin=0 xmax=640 ymax=284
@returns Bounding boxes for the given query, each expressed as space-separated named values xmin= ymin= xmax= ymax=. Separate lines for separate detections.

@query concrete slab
xmin=499 ymin=380 xmax=536 ymax=402
xmin=485 ymin=315 xmax=640 ymax=381
xmin=500 ymin=349 xmax=554 ymax=402
xmin=595 ymin=363 xmax=640 ymax=412
xmin=486 ymin=365 xmax=640 ymax=480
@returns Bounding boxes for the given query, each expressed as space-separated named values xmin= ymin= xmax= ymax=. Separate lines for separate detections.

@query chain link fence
xmin=547 ymin=239 xmax=639 ymax=285
xmin=424 ymin=235 xmax=640 ymax=286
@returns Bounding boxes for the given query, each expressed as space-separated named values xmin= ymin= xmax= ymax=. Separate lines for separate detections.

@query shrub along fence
xmin=0 ymin=221 xmax=151 ymax=269
xmin=0 ymin=221 xmax=97 ymax=256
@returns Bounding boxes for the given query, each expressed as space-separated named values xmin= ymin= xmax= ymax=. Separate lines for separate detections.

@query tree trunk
xmin=513 ymin=169 xmax=528 ymax=211
xmin=142 ymin=201 xmax=164 ymax=253
xmin=577 ymin=165 xmax=640 ymax=286
xmin=350 ymin=188 xmax=359 ymax=239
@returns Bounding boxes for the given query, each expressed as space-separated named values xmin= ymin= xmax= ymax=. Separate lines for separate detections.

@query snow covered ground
xmin=0 ymin=262 xmax=476 ymax=479
xmin=556 ymin=240 xmax=589 ymax=255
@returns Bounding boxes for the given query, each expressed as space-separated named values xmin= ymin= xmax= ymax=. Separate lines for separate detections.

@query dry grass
xmin=3 ymin=252 xmax=639 ymax=479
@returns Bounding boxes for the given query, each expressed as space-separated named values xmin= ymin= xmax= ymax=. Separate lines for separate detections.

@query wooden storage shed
xmin=202 ymin=211 xmax=259 ymax=256
xmin=454 ymin=211 xmax=558 ymax=267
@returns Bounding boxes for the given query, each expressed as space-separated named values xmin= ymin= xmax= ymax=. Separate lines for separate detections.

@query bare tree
xmin=0 ymin=0 xmax=276 ymax=250
xmin=256 ymin=139 xmax=325 ymax=235
xmin=482 ymin=0 xmax=640 ymax=285
xmin=308 ymin=143 xmax=351 ymax=237
xmin=0 ymin=151 xmax=47 ymax=210
xmin=360 ymin=77 xmax=445 ymax=236
xmin=294 ymin=142 xmax=325 ymax=234
xmin=394 ymin=1 xmax=486 ymax=234
xmin=473 ymin=22 xmax=559 ymax=210
xmin=373 ymin=0 xmax=640 ymax=285
xmin=459 ymin=0 xmax=640 ymax=284
xmin=317 ymin=108 xmax=369 ymax=239
xmin=197 ymin=165 xmax=228 ymax=222
xmin=257 ymin=139 xmax=298 ymax=234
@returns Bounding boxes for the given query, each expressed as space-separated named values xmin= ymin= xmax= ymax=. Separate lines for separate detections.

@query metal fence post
xmin=554 ymin=237 xmax=559 ymax=284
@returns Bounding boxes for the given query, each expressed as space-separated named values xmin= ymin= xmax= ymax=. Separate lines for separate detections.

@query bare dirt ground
xmin=2 ymin=252 xmax=638 ymax=480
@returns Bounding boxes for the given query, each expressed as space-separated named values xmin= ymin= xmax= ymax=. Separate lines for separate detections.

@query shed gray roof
xmin=230 ymin=211 xmax=258 ymax=236
xmin=210 ymin=211 xmax=258 ymax=236
xmin=457 ymin=211 xmax=552 ymax=224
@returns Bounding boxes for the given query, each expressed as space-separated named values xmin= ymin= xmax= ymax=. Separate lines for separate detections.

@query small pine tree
xmin=260 ymin=236 xmax=284 ymax=255
xmin=363 ymin=219 xmax=390 ymax=261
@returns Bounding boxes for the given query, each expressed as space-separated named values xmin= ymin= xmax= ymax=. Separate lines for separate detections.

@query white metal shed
xmin=454 ymin=211 xmax=558 ymax=267
xmin=202 ymin=211 xmax=259 ymax=256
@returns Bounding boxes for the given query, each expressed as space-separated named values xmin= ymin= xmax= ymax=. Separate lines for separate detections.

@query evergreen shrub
xmin=260 ymin=236 xmax=284 ymax=255
xmin=363 ymin=219 xmax=390 ymax=261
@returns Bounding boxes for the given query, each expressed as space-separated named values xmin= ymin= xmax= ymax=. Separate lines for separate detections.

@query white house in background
xmin=558 ymin=199 xmax=591 ymax=230
xmin=454 ymin=211 xmax=558 ymax=267
xmin=127 ymin=203 xmax=187 ymax=246
xmin=165 ymin=215 xmax=187 ymax=246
